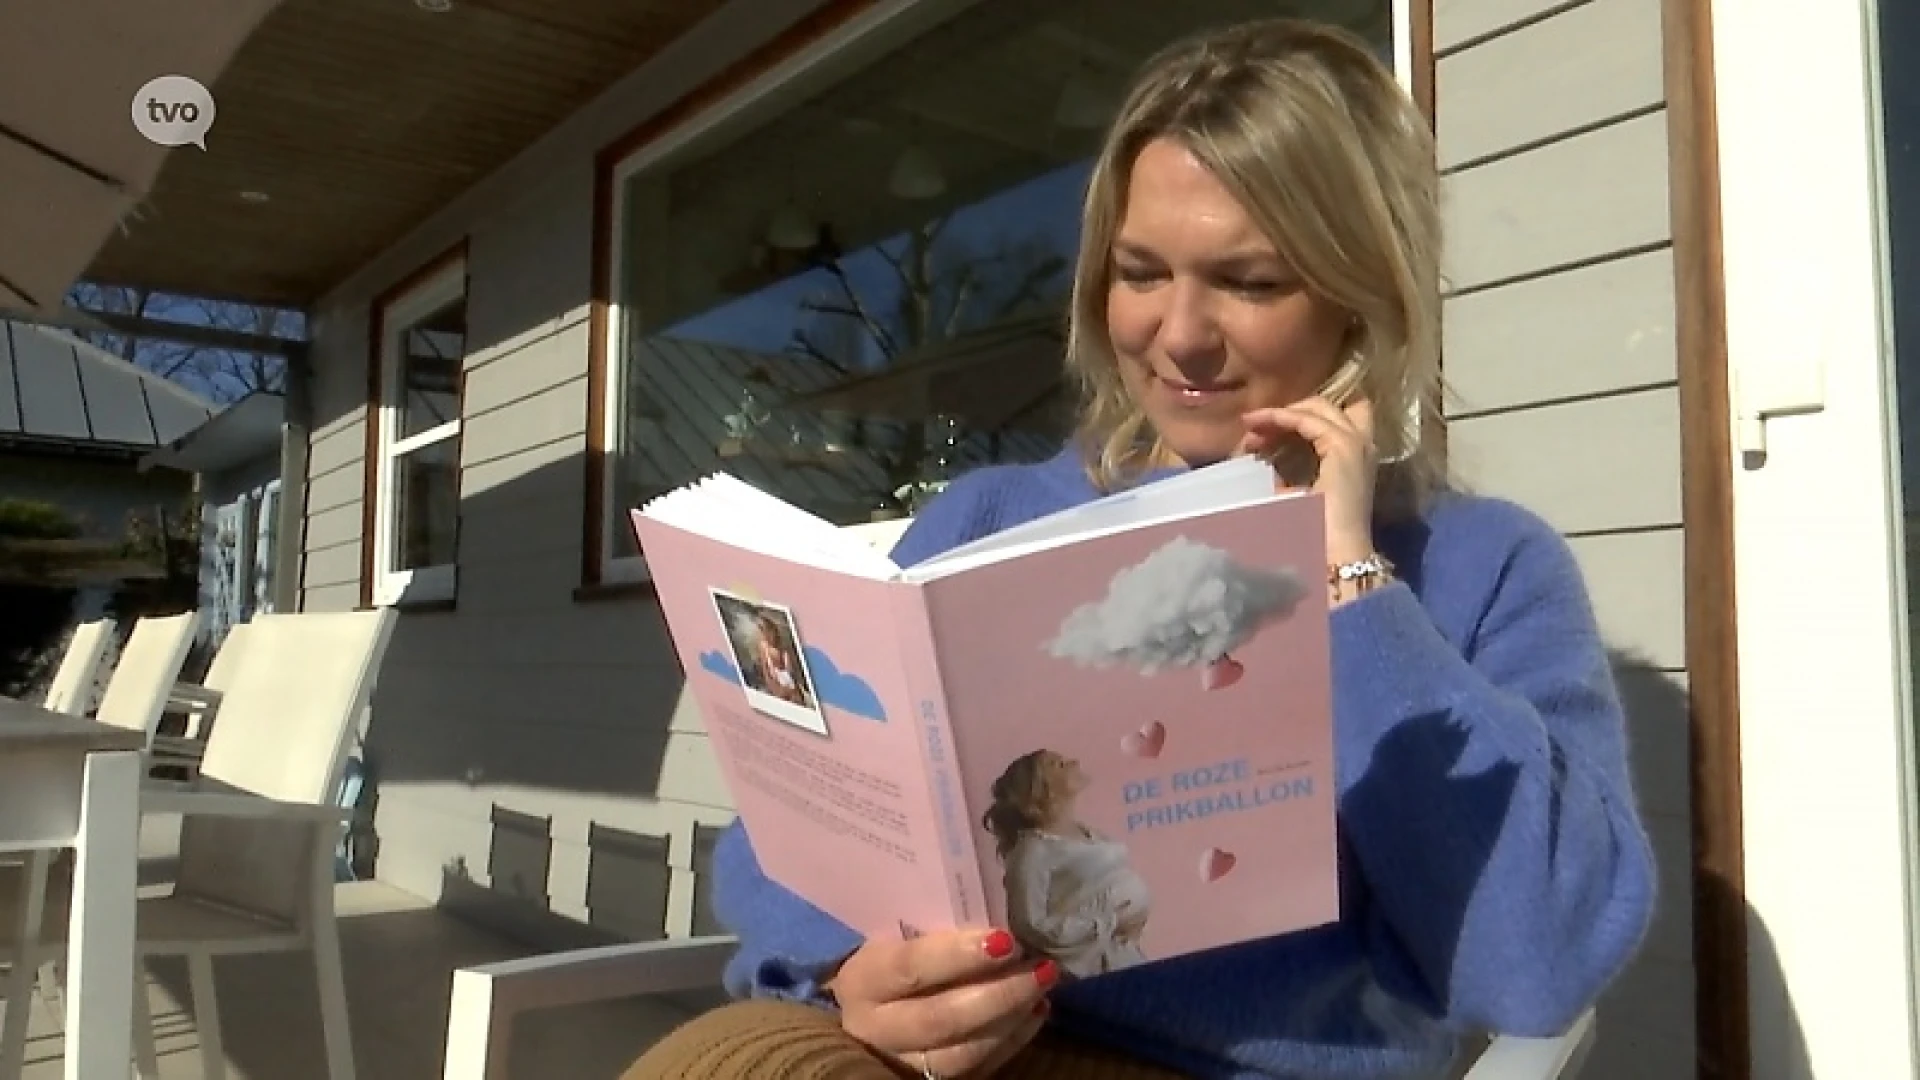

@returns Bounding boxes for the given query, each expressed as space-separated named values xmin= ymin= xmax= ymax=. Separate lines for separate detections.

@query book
xmin=631 ymin=456 xmax=1339 ymax=978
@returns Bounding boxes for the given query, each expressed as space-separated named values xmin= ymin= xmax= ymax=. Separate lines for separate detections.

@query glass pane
xmin=607 ymin=0 xmax=1396 ymax=557
xmin=394 ymin=436 xmax=459 ymax=571
xmin=1882 ymin=0 xmax=1920 ymax=947
xmin=397 ymin=297 xmax=465 ymax=441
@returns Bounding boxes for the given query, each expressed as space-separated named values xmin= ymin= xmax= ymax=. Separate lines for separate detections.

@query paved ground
xmin=7 ymin=818 xmax=713 ymax=1079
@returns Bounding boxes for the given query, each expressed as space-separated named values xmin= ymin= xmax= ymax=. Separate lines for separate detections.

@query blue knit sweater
xmin=710 ymin=448 xmax=1656 ymax=1080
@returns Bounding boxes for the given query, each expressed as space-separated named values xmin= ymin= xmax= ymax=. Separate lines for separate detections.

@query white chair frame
xmin=439 ymin=936 xmax=1593 ymax=1080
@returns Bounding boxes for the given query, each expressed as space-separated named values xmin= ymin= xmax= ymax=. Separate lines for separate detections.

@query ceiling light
xmin=238 ymin=190 xmax=270 ymax=204
xmin=415 ymin=0 xmax=453 ymax=12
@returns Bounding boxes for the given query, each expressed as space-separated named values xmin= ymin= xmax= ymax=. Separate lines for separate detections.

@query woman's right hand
xmin=828 ymin=927 xmax=1058 ymax=1077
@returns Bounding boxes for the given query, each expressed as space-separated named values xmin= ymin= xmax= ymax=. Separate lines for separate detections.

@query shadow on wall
xmin=1594 ymin=648 xmax=1809 ymax=1080
xmin=317 ymin=387 xmax=725 ymax=944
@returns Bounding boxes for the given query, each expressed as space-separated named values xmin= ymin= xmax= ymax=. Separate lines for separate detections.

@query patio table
xmin=0 ymin=696 xmax=144 ymax=1079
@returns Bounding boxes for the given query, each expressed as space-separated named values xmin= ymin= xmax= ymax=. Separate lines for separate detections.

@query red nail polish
xmin=982 ymin=929 xmax=1016 ymax=959
xmin=1034 ymin=959 xmax=1059 ymax=988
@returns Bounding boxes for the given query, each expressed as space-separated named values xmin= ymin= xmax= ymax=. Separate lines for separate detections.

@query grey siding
xmin=1435 ymin=0 xmax=1693 ymax=1074
xmin=296 ymin=0 xmax=830 ymax=944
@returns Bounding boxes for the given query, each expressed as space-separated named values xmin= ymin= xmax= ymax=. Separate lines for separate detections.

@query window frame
xmin=583 ymin=0 xmax=1425 ymax=591
xmin=365 ymin=251 xmax=468 ymax=609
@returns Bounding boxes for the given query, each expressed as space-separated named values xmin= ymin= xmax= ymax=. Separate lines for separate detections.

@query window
xmin=591 ymin=0 xmax=1407 ymax=584
xmin=369 ymin=256 xmax=466 ymax=606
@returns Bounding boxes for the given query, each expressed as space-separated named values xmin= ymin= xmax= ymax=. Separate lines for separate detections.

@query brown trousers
xmin=621 ymin=1000 xmax=1190 ymax=1079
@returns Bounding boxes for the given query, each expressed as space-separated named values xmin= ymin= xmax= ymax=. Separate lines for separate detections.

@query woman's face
xmin=1105 ymin=137 xmax=1353 ymax=467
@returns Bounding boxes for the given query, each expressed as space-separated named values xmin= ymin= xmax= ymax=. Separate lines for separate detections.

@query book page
xmin=631 ymin=512 xmax=965 ymax=938
xmin=912 ymin=456 xmax=1283 ymax=575
xmin=638 ymin=473 xmax=900 ymax=578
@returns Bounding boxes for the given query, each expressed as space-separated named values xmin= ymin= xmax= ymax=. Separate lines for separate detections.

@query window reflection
xmin=607 ymin=0 xmax=1394 ymax=557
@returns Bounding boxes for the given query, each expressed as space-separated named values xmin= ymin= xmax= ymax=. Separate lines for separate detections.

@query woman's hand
xmin=828 ymin=927 xmax=1057 ymax=1077
xmin=1239 ymin=396 xmax=1378 ymax=566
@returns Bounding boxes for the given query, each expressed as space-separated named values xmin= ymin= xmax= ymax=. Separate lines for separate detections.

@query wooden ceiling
xmin=84 ymin=0 xmax=729 ymax=307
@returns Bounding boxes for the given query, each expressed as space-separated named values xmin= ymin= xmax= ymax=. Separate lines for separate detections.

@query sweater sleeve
xmin=711 ymin=819 xmax=862 ymax=1003
xmin=709 ymin=474 xmax=999 ymax=1003
xmin=1330 ymin=511 xmax=1656 ymax=1037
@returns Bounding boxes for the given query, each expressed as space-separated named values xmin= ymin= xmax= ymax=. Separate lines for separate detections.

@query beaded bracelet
xmin=1328 ymin=553 xmax=1396 ymax=599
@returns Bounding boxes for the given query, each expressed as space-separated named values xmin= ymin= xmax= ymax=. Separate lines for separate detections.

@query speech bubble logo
xmin=131 ymin=75 xmax=216 ymax=150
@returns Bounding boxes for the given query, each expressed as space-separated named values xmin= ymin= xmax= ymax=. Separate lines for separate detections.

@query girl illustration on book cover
xmin=982 ymin=749 xmax=1152 ymax=980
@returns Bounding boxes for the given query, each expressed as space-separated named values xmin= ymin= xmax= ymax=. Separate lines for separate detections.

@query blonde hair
xmin=981 ymin=750 xmax=1070 ymax=859
xmin=1065 ymin=18 xmax=1445 ymax=517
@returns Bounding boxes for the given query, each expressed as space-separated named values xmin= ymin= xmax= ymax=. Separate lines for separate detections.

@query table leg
xmin=63 ymin=751 xmax=140 ymax=1080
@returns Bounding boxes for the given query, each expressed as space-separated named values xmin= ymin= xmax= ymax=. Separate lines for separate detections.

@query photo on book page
xmin=709 ymin=587 xmax=829 ymax=736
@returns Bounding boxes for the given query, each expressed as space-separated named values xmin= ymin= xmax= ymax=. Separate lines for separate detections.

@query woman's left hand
xmin=1239 ymin=396 xmax=1378 ymax=566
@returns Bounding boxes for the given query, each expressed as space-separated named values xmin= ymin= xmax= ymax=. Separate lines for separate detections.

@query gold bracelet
xmin=1328 ymin=554 xmax=1396 ymax=600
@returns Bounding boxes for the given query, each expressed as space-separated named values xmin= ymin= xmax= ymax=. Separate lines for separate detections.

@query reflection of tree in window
xmin=395 ymin=298 xmax=463 ymax=570
xmin=400 ymin=301 xmax=464 ymax=440
xmin=609 ymin=0 xmax=1396 ymax=544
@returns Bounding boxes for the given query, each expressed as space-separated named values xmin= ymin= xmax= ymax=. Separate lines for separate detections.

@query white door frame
xmin=1713 ymin=1 xmax=1920 ymax=1076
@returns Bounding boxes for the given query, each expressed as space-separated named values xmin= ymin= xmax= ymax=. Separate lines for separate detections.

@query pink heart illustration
xmin=1120 ymin=721 xmax=1166 ymax=759
xmin=1199 ymin=847 xmax=1237 ymax=883
xmin=1201 ymin=656 xmax=1244 ymax=691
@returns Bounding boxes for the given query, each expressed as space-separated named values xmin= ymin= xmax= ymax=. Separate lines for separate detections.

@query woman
xmin=626 ymin=17 xmax=1654 ymax=1080
xmin=983 ymin=751 xmax=1152 ymax=980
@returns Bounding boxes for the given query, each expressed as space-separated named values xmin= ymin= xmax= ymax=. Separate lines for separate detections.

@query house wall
xmin=1433 ymin=0 xmax=1693 ymax=1075
xmin=298 ymin=0 xmax=834 ymax=943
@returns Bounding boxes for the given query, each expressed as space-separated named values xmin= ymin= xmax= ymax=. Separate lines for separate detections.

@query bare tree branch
xmin=782 ymin=330 xmax=854 ymax=376
xmin=816 ymin=262 xmax=900 ymax=359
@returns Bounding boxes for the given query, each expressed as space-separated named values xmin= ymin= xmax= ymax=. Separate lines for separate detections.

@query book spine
xmin=890 ymin=585 xmax=988 ymax=929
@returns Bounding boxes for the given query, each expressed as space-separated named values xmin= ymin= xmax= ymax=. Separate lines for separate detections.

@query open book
xmin=631 ymin=456 xmax=1339 ymax=978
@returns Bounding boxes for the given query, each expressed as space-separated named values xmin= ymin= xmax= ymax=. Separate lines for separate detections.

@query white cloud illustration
xmin=1045 ymin=536 xmax=1306 ymax=673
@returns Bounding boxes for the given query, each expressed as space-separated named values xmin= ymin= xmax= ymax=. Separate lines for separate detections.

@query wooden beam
xmin=1662 ymin=0 xmax=1749 ymax=1076
xmin=0 ymin=304 xmax=302 ymax=357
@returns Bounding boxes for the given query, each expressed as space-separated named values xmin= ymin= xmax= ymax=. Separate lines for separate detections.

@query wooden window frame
xmin=359 ymin=241 xmax=470 ymax=610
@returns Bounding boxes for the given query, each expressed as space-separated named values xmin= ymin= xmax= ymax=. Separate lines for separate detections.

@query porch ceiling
xmin=84 ymin=0 xmax=731 ymax=308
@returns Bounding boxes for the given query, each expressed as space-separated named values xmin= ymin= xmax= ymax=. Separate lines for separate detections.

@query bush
xmin=0 ymin=500 xmax=83 ymax=697
xmin=0 ymin=498 xmax=82 ymax=541
xmin=0 ymin=584 xmax=78 ymax=699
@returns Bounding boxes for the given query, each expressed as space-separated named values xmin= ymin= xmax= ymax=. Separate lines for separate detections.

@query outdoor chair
xmin=151 ymin=622 xmax=258 ymax=780
xmin=37 ymin=617 xmax=116 ymax=716
xmin=0 ymin=608 xmax=398 ymax=1080
xmin=92 ymin=609 xmax=204 ymax=756
xmin=440 ymin=516 xmax=1596 ymax=1079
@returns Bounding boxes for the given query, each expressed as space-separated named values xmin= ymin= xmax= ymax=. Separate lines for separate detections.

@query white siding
xmin=1435 ymin=0 xmax=1694 ymax=1074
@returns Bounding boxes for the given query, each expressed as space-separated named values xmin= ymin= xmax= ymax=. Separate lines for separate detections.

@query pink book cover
xmin=632 ymin=486 xmax=1339 ymax=977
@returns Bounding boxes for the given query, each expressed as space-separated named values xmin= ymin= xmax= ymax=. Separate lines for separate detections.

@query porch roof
xmin=0 ymin=318 xmax=216 ymax=454
xmin=18 ymin=0 xmax=731 ymax=310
